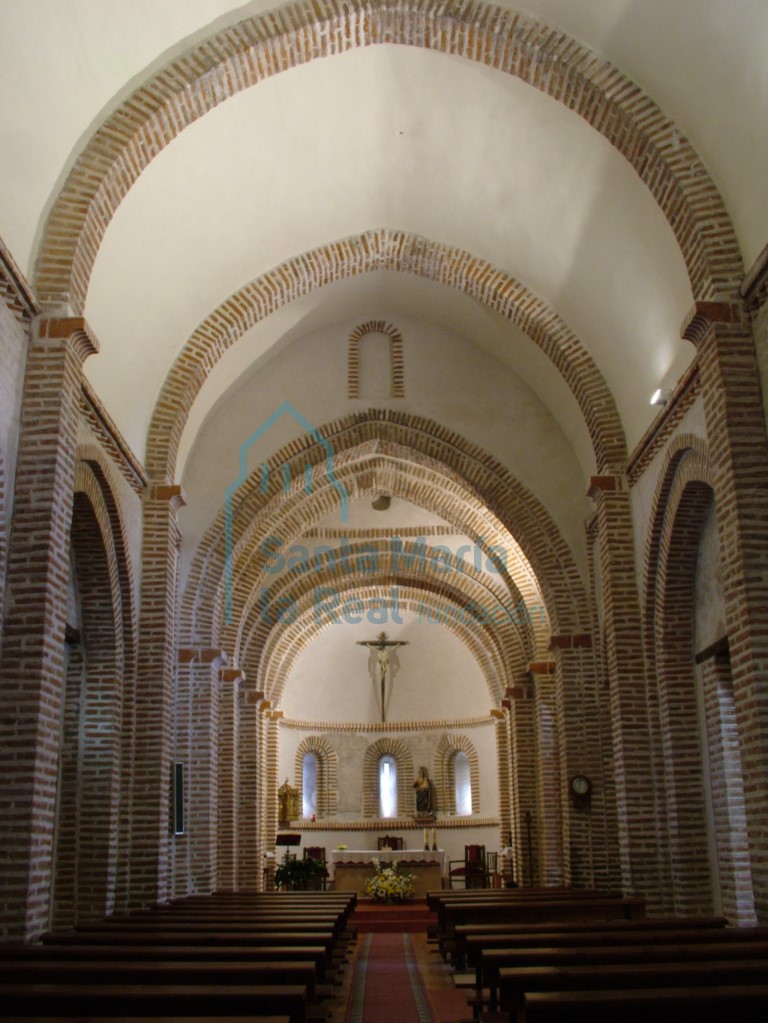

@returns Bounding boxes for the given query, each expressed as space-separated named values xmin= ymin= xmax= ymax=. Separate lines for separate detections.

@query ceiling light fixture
xmin=650 ymin=388 xmax=671 ymax=407
xmin=372 ymin=495 xmax=391 ymax=511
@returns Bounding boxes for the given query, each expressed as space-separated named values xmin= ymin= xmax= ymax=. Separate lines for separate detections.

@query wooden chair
xmin=448 ymin=844 xmax=487 ymax=889
xmin=377 ymin=835 xmax=404 ymax=850
xmin=302 ymin=846 xmax=327 ymax=890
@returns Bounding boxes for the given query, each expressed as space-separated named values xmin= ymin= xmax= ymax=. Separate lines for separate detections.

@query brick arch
xmin=251 ymin=585 xmax=516 ymax=708
xmin=294 ymin=736 xmax=338 ymax=819
xmin=362 ymin=737 xmax=414 ymax=819
xmin=180 ymin=412 xmax=587 ymax=650
xmin=435 ymin=733 xmax=480 ymax=816
xmin=147 ymin=231 xmax=625 ymax=481
xmin=348 ymin=320 xmax=405 ymax=399
xmin=644 ymin=435 xmax=716 ymax=915
xmin=35 ymin=0 xmax=739 ymax=322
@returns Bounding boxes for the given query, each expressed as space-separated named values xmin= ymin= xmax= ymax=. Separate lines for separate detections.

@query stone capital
xmin=681 ymin=300 xmax=744 ymax=346
xmin=35 ymin=315 xmax=100 ymax=363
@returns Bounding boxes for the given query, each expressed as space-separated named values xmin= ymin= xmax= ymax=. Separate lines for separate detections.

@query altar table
xmin=329 ymin=848 xmax=447 ymax=896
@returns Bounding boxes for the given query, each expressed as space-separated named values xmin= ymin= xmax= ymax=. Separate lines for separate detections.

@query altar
xmin=329 ymin=848 xmax=447 ymax=896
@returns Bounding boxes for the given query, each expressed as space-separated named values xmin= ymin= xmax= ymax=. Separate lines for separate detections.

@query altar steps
xmin=351 ymin=898 xmax=437 ymax=933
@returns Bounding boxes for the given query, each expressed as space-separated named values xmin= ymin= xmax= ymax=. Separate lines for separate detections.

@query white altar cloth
xmin=328 ymin=848 xmax=446 ymax=880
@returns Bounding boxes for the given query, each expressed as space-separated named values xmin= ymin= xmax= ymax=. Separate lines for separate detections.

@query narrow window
xmin=454 ymin=751 xmax=472 ymax=815
xmin=379 ymin=755 xmax=397 ymax=818
xmin=302 ymin=753 xmax=318 ymax=819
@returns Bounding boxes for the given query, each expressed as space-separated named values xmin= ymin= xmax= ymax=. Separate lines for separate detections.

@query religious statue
xmin=357 ymin=631 xmax=408 ymax=722
xmin=413 ymin=765 xmax=435 ymax=817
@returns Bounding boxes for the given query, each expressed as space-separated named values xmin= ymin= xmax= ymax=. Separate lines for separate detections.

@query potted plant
xmin=274 ymin=854 xmax=328 ymax=891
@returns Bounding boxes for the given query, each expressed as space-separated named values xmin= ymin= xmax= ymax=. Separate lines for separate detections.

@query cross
xmin=357 ymin=631 xmax=408 ymax=722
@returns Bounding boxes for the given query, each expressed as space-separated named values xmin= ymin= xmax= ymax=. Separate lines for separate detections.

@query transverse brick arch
xmin=36 ymin=0 xmax=740 ymax=326
xmin=240 ymin=537 xmax=533 ymax=681
xmin=180 ymin=413 xmax=586 ymax=650
xmin=294 ymin=736 xmax=338 ymax=819
xmin=252 ymin=585 xmax=515 ymax=708
xmin=348 ymin=320 xmax=405 ymax=399
xmin=363 ymin=737 xmax=414 ymax=819
xmin=145 ymin=230 xmax=626 ymax=482
xmin=435 ymin=734 xmax=480 ymax=816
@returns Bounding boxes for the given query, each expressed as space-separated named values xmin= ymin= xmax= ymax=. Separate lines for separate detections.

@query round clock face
xmin=571 ymin=775 xmax=591 ymax=796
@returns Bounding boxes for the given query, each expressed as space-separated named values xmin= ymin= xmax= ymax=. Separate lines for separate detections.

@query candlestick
xmin=423 ymin=827 xmax=429 ymax=850
xmin=430 ymin=827 xmax=437 ymax=851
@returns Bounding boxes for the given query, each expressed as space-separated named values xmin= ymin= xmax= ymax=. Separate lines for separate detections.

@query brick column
xmin=588 ymin=475 xmax=662 ymax=906
xmin=533 ymin=666 xmax=563 ymax=885
xmin=492 ymin=708 xmax=512 ymax=859
xmin=507 ymin=678 xmax=537 ymax=886
xmin=683 ymin=301 xmax=768 ymax=920
xmin=217 ymin=667 xmax=243 ymax=891
xmin=264 ymin=706 xmax=280 ymax=857
xmin=0 ymin=316 xmax=98 ymax=939
xmin=131 ymin=483 xmax=185 ymax=908
xmin=238 ymin=683 xmax=265 ymax=891
xmin=176 ymin=647 xmax=227 ymax=898
xmin=548 ymin=635 xmax=611 ymax=890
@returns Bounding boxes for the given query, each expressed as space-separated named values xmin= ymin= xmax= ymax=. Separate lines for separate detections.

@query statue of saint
xmin=413 ymin=765 xmax=433 ymax=815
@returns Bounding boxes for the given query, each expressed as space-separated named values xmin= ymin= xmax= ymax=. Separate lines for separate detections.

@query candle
xmin=431 ymin=827 xmax=436 ymax=849
xmin=423 ymin=828 xmax=428 ymax=845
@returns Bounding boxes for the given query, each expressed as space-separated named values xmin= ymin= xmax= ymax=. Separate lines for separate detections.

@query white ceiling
xmin=1 ymin=0 xmax=766 ymax=471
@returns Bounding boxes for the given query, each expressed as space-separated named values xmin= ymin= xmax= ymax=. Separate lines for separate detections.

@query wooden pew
xmin=0 ymin=983 xmax=309 ymax=1023
xmin=0 ymin=959 xmax=321 ymax=1004
xmin=439 ymin=896 xmax=646 ymax=955
xmin=522 ymin=984 xmax=768 ymax=1023
xmin=498 ymin=960 xmax=768 ymax=1015
xmin=455 ymin=915 xmax=731 ymax=969
xmin=480 ymin=939 xmax=768 ymax=1011
xmin=0 ymin=943 xmax=333 ymax=982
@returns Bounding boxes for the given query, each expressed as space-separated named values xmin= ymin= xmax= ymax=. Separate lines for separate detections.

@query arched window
xmin=379 ymin=755 xmax=397 ymax=818
xmin=302 ymin=752 xmax=318 ymax=819
xmin=454 ymin=751 xmax=472 ymax=815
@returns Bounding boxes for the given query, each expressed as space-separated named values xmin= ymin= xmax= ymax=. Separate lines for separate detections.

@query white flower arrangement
xmin=365 ymin=858 xmax=416 ymax=901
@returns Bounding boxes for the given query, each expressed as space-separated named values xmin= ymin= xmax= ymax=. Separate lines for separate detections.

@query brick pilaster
xmin=0 ymin=316 xmax=98 ymax=939
xmin=699 ymin=647 xmax=756 ymax=924
xmin=238 ymin=683 xmax=265 ymax=891
xmin=507 ymin=678 xmax=537 ymax=885
xmin=131 ymin=483 xmax=185 ymax=908
xmin=533 ymin=667 xmax=562 ymax=885
xmin=217 ymin=667 xmax=243 ymax=891
xmin=684 ymin=301 xmax=768 ymax=920
xmin=588 ymin=476 xmax=662 ymax=907
xmin=175 ymin=647 xmax=227 ymax=897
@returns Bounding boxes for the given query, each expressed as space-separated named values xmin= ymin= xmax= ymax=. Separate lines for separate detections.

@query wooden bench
xmin=522 ymin=984 xmax=768 ymax=1023
xmin=0 ymin=958 xmax=322 ymax=1003
xmin=499 ymin=960 xmax=768 ymax=1014
xmin=480 ymin=939 xmax=768 ymax=1011
xmin=0 ymin=943 xmax=333 ymax=982
xmin=0 ymin=983 xmax=309 ymax=1023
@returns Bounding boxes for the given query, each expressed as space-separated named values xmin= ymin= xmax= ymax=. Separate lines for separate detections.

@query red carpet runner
xmin=346 ymin=932 xmax=467 ymax=1023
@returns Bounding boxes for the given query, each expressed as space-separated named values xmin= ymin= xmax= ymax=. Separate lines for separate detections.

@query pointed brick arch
xmin=35 ymin=0 xmax=740 ymax=322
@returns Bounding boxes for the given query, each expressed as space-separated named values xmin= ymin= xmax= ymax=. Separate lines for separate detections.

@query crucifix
xmin=357 ymin=631 xmax=408 ymax=722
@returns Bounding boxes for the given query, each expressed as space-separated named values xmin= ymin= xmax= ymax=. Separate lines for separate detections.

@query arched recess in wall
xmin=53 ymin=466 xmax=124 ymax=927
xmin=363 ymin=737 xmax=414 ymax=819
xmin=435 ymin=734 xmax=480 ymax=816
xmin=348 ymin=320 xmax=405 ymax=400
xmin=645 ymin=436 xmax=754 ymax=923
xmin=294 ymin=735 xmax=338 ymax=819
